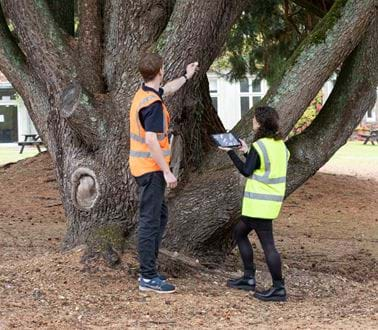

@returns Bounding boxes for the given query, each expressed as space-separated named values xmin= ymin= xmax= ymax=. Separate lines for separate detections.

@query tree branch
xmin=162 ymin=0 xmax=247 ymax=121
xmin=78 ymin=0 xmax=105 ymax=93
xmin=103 ymin=0 xmax=175 ymax=94
xmin=234 ymin=0 xmax=376 ymax=139
xmin=154 ymin=0 xmax=247 ymax=168
xmin=163 ymin=0 xmax=246 ymax=84
xmin=1 ymin=0 xmax=76 ymax=93
xmin=286 ymin=14 xmax=378 ymax=196
xmin=0 ymin=6 xmax=50 ymax=137
xmin=0 ymin=7 xmax=28 ymax=88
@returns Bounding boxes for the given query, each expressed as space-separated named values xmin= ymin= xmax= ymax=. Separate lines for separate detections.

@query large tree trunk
xmin=0 ymin=0 xmax=244 ymax=259
xmin=0 ymin=0 xmax=376 ymax=264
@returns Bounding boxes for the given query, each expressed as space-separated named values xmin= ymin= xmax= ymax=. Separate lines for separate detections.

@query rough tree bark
xmin=0 ymin=0 xmax=376 ymax=264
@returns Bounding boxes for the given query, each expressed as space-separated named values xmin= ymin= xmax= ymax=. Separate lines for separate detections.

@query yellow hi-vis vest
xmin=242 ymin=137 xmax=290 ymax=219
xmin=129 ymin=88 xmax=171 ymax=177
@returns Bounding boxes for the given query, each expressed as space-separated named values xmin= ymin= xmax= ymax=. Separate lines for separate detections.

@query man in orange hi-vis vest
xmin=130 ymin=53 xmax=198 ymax=293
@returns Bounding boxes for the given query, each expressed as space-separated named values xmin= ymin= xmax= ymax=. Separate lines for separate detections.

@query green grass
xmin=0 ymin=146 xmax=43 ymax=166
xmin=326 ymin=141 xmax=378 ymax=166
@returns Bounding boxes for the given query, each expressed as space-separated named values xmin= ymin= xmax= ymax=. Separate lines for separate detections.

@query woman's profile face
xmin=253 ymin=116 xmax=260 ymax=132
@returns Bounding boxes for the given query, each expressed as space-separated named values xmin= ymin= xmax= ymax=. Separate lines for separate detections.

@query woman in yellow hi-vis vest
xmin=219 ymin=106 xmax=289 ymax=302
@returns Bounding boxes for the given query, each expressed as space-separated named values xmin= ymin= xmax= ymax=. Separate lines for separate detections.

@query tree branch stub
xmin=60 ymin=82 xmax=106 ymax=150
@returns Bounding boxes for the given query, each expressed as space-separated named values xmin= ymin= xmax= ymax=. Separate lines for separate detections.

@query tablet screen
xmin=211 ymin=133 xmax=241 ymax=148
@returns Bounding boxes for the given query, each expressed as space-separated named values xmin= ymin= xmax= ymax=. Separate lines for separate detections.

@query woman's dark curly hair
xmin=254 ymin=106 xmax=283 ymax=140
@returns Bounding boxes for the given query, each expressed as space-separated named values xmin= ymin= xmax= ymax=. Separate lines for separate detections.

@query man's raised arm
xmin=163 ymin=62 xmax=199 ymax=96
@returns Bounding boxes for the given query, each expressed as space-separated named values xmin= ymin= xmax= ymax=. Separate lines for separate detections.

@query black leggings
xmin=234 ymin=216 xmax=282 ymax=281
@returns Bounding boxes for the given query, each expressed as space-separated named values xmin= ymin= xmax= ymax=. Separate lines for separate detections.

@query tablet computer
xmin=211 ymin=133 xmax=241 ymax=148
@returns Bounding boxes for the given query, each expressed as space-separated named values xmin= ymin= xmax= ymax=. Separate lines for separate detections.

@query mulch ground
xmin=0 ymin=152 xmax=377 ymax=329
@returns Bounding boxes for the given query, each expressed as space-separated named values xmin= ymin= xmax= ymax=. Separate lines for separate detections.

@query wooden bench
xmin=359 ymin=130 xmax=378 ymax=145
xmin=18 ymin=134 xmax=44 ymax=154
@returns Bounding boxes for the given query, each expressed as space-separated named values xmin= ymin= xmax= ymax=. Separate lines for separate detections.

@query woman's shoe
xmin=253 ymin=279 xmax=287 ymax=301
xmin=227 ymin=276 xmax=256 ymax=291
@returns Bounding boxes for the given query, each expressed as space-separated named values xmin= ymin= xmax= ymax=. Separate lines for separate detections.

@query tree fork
xmin=46 ymin=0 xmax=75 ymax=36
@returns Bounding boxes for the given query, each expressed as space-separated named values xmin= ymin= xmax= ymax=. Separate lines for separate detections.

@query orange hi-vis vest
xmin=129 ymin=87 xmax=171 ymax=177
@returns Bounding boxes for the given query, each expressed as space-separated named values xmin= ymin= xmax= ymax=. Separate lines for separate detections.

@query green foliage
xmin=213 ymin=0 xmax=323 ymax=84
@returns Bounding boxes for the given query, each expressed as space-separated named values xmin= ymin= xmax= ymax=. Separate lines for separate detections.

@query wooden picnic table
xmin=18 ymin=134 xmax=43 ymax=154
xmin=360 ymin=130 xmax=378 ymax=145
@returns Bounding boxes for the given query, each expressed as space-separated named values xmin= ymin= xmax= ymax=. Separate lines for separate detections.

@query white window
xmin=239 ymin=77 xmax=264 ymax=116
xmin=209 ymin=78 xmax=218 ymax=112
xmin=366 ymin=106 xmax=376 ymax=122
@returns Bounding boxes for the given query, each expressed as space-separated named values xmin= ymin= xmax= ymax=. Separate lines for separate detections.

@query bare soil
xmin=0 ymin=153 xmax=377 ymax=329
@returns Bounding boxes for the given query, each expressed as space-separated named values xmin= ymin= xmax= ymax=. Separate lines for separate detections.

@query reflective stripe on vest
xmin=244 ymin=191 xmax=284 ymax=202
xmin=129 ymin=150 xmax=171 ymax=158
xmin=251 ymin=140 xmax=286 ymax=184
xmin=130 ymin=132 xmax=165 ymax=143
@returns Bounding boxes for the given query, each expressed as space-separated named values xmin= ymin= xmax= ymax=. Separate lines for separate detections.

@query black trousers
xmin=234 ymin=216 xmax=283 ymax=282
xmin=135 ymin=171 xmax=168 ymax=279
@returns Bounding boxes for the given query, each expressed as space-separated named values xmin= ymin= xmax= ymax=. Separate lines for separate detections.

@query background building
xmin=208 ymin=72 xmax=269 ymax=130
xmin=0 ymin=72 xmax=37 ymax=144
xmin=208 ymin=71 xmax=378 ymax=131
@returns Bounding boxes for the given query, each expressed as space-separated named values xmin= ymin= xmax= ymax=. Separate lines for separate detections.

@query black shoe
xmin=227 ymin=276 xmax=256 ymax=291
xmin=253 ymin=280 xmax=287 ymax=302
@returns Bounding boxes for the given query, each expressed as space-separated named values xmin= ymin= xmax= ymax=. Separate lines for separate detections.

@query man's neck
xmin=145 ymin=79 xmax=160 ymax=92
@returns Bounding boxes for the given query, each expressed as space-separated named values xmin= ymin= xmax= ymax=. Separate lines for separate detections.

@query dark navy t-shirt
xmin=139 ymin=84 xmax=165 ymax=133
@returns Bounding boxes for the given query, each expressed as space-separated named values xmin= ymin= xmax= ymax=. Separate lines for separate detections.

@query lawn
xmin=320 ymin=141 xmax=378 ymax=178
xmin=0 ymin=146 xmax=43 ymax=166
xmin=328 ymin=140 xmax=378 ymax=161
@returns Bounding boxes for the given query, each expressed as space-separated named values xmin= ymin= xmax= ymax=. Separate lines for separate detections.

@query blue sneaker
xmin=139 ymin=276 xmax=176 ymax=293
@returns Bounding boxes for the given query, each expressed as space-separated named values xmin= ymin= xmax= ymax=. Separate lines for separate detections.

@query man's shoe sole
xmin=253 ymin=294 xmax=287 ymax=302
xmin=139 ymin=286 xmax=176 ymax=294
xmin=227 ymin=282 xmax=255 ymax=291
